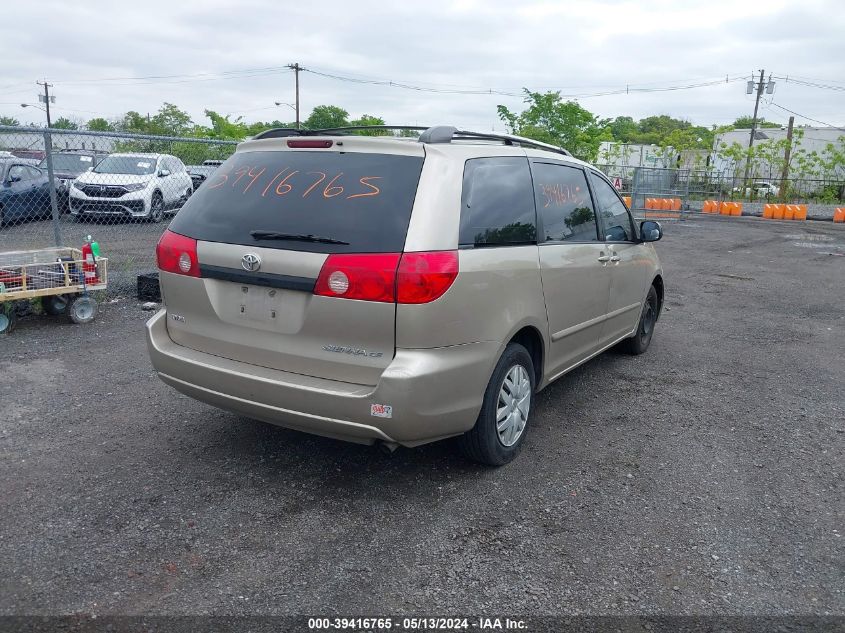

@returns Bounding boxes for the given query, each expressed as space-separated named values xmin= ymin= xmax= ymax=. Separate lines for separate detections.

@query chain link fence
xmin=2 ymin=127 xmax=843 ymax=302
xmin=0 ymin=125 xmax=237 ymax=297
xmin=597 ymin=163 xmax=845 ymax=219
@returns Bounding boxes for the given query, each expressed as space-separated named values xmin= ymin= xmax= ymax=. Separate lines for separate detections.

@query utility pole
xmin=36 ymin=80 xmax=53 ymax=128
xmin=287 ymin=63 xmax=301 ymax=129
xmin=779 ymin=115 xmax=795 ymax=199
xmin=742 ymin=69 xmax=768 ymax=187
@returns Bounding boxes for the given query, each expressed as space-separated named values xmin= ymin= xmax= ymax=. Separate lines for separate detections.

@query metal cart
xmin=0 ymin=247 xmax=108 ymax=334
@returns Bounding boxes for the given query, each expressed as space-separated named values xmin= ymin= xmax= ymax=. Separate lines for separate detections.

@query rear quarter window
xmin=459 ymin=157 xmax=536 ymax=247
xmin=168 ymin=151 xmax=424 ymax=253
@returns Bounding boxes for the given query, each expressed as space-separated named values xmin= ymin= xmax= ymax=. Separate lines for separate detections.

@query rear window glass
xmin=169 ymin=150 xmax=424 ymax=253
xmin=459 ymin=157 xmax=536 ymax=247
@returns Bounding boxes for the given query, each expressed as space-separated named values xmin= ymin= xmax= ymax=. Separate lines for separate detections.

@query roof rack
xmin=251 ymin=124 xmax=571 ymax=157
xmin=251 ymin=125 xmax=428 ymax=140
xmin=419 ymin=126 xmax=572 ymax=157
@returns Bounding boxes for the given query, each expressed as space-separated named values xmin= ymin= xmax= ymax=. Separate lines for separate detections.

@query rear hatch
xmin=160 ymin=138 xmax=425 ymax=386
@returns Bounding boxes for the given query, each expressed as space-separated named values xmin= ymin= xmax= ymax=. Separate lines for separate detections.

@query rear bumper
xmin=145 ymin=309 xmax=498 ymax=446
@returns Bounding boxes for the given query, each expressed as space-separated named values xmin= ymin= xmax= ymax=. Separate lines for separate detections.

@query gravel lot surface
xmin=1 ymin=216 xmax=843 ymax=620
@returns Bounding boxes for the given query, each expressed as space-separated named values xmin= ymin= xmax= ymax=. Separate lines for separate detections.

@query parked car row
xmin=0 ymin=149 xmax=204 ymax=226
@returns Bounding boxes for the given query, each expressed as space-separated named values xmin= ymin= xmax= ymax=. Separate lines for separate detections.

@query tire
xmin=459 ymin=343 xmax=535 ymax=466
xmin=0 ymin=302 xmax=17 ymax=335
xmin=148 ymin=192 xmax=164 ymax=223
xmin=43 ymin=294 xmax=69 ymax=316
xmin=620 ymin=285 xmax=659 ymax=355
xmin=67 ymin=294 xmax=97 ymax=324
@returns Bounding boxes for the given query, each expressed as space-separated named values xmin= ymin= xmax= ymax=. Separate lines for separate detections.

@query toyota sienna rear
xmin=146 ymin=126 xmax=664 ymax=465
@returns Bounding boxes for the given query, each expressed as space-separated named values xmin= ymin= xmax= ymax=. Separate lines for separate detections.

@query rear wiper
xmin=249 ymin=230 xmax=349 ymax=245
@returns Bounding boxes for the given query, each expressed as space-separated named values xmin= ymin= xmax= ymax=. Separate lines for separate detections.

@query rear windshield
xmin=169 ymin=150 xmax=424 ymax=253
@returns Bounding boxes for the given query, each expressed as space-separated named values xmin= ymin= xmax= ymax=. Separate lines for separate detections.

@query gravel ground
xmin=1 ymin=216 xmax=843 ymax=620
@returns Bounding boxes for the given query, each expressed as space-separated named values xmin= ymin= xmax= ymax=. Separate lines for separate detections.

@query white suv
xmin=69 ymin=153 xmax=193 ymax=222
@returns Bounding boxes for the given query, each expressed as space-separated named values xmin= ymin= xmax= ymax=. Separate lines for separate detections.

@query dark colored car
xmin=39 ymin=150 xmax=109 ymax=212
xmin=186 ymin=164 xmax=218 ymax=191
xmin=0 ymin=159 xmax=54 ymax=226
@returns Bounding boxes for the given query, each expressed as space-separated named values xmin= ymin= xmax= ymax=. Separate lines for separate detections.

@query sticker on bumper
xmin=370 ymin=404 xmax=392 ymax=419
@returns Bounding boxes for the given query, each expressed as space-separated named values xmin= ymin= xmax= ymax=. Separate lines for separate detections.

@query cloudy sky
xmin=2 ymin=0 xmax=843 ymax=131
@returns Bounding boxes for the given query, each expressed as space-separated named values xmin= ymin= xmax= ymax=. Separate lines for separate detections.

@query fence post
xmin=42 ymin=130 xmax=63 ymax=247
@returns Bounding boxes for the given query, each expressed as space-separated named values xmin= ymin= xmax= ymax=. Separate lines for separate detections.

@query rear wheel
xmin=459 ymin=343 xmax=535 ymax=466
xmin=43 ymin=294 xmax=69 ymax=316
xmin=621 ymin=285 xmax=659 ymax=355
xmin=67 ymin=294 xmax=97 ymax=324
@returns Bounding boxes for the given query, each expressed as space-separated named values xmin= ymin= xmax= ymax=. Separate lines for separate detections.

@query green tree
xmin=52 ymin=117 xmax=79 ymax=130
xmin=497 ymin=90 xmax=610 ymax=161
xmin=0 ymin=115 xmax=20 ymax=126
xmin=608 ymin=116 xmax=638 ymax=142
xmin=86 ymin=117 xmax=114 ymax=131
xmin=305 ymin=105 xmax=349 ymax=130
xmin=151 ymin=103 xmax=193 ymax=136
xmin=349 ymin=114 xmax=389 ymax=135
xmin=121 ymin=103 xmax=193 ymax=136
xmin=203 ymin=110 xmax=250 ymax=140
xmin=731 ymin=116 xmax=781 ymax=129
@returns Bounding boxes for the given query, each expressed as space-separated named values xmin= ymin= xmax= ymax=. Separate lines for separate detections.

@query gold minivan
xmin=146 ymin=126 xmax=664 ymax=465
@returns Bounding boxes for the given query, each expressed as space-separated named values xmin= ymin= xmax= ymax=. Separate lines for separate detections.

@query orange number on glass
xmin=274 ymin=170 xmax=299 ymax=195
xmin=323 ymin=173 xmax=344 ymax=198
xmin=207 ymin=172 xmax=229 ymax=189
xmin=232 ymin=166 xmax=251 ymax=187
xmin=261 ymin=168 xmax=289 ymax=196
xmin=242 ymin=167 xmax=266 ymax=194
xmin=302 ymin=171 xmax=326 ymax=198
xmin=347 ymin=176 xmax=382 ymax=199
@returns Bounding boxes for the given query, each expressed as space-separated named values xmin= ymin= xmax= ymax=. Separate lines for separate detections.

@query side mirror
xmin=640 ymin=220 xmax=663 ymax=242
xmin=158 ymin=169 xmax=171 ymax=177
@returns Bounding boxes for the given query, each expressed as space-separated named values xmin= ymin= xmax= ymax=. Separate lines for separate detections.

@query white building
xmin=712 ymin=126 xmax=845 ymax=179
xmin=597 ymin=142 xmax=709 ymax=170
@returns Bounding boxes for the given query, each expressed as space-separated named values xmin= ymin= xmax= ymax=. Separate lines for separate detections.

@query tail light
xmin=156 ymin=229 xmax=199 ymax=277
xmin=314 ymin=253 xmax=401 ymax=302
xmin=314 ymin=251 xmax=458 ymax=304
xmin=397 ymin=251 xmax=458 ymax=304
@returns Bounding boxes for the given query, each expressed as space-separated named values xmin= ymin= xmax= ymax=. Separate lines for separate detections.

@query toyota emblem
xmin=241 ymin=253 xmax=261 ymax=272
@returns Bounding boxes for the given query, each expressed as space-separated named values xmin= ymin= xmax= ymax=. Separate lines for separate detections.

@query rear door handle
xmin=597 ymin=255 xmax=610 ymax=263
xmin=610 ymin=255 xmax=621 ymax=262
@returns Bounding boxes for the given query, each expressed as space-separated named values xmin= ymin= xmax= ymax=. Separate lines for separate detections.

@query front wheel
xmin=459 ymin=343 xmax=535 ymax=466
xmin=67 ymin=294 xmax=97 ymax=324
xmin=148 ymin=192 xmax=164 ymax=223
xmin=620 ymin=285 xmax=659 ymax=355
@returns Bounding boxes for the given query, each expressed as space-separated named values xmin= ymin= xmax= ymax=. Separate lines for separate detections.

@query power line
xmin=769 ymin=102 xmax=837 ymax=127
xmin=302 ymin=67 xmax=748 ymax=99
xmin=52 ymin=67 xmax=293 ymax=87
xmin=771 ymin=76 xmax=845 ymax=93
